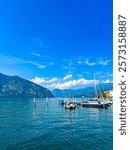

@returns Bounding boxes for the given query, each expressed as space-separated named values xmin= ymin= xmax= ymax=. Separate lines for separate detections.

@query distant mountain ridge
xmin=0 ymin=73 xmax=53 ymax=98
xmin=52 ymin=83 xmax=113 ymax=98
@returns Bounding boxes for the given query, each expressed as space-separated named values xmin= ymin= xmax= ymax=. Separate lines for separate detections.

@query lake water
xmin=0 ymin=98 xmax=113 ymax=150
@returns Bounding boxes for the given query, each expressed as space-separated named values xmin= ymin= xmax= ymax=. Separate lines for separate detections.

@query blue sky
xmin=0 ymin=0 xmax=113 ymax=90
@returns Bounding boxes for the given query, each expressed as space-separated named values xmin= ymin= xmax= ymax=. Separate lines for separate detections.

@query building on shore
xmin=103 ymin=90 xmax=113 ymax=99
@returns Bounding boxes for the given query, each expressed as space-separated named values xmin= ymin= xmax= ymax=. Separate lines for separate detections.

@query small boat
xmin=46 ymin=97 xmax=48 ymax=103
xmin=65 ymin=101 xmax=76 ymax=109
xmin=59 ymin=99 xmax=66 ymax=105
xmin=33 ymin=97 xmax=36 ymax=103
xmin=64 ymin=88 xmax=76 ymax=109
xmin=33 ymin=97 xmax=36 ymax=107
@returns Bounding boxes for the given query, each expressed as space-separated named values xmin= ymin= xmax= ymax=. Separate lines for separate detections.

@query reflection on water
xmin=0 ymin=98 xmax=113 ymax=150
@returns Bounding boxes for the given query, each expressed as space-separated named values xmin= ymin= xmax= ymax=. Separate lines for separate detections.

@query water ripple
xmin=0 ymin=98 xmax=113 ymax=150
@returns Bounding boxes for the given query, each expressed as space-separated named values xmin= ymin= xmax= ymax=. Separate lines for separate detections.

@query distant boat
xmin=46 ymin=97 xmax=48 ymax=103
xmin=59 ymin=99 xmax=66 ymax=105
xmin=33 ymin=97 xmax=36 ymax=103
xmin=33 ymin=97 xmax=36 ymax=107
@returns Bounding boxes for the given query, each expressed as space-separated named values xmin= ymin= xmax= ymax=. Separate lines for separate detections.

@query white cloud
xmin=31 ymin=77 xmax=45 ymax=85
xmin=0 ymin=55 xmax=25 ymax=64
xmin=63 ymin=74 xmax=72 ymax=80
xmin=49 ymin=78 xmax=96 ymax=90
xmin=83 ymin=57 xmax=112 ymax=66
xmin=97 ymin=59 xmax=112 ymax=66
xmin=77 ymin=61 xmax=82 ymax=64
xmin=0 ymin=55 xmax=46 ymax=69
xmin=84 ymin=59 xmax=96 ymax=66
xmin=30 ymin=53 xmax=54 ymax=66
xmin=38 ymin=65 xmax=46 ymax=68
xmin=31 ymin=77 xmax=59 ymax=84
xmin=62 ymin=56 xmax=112 ymax=70
xmin=31 ymin=52 xmax=41 ymax=57
xmin=30 ymin=77 xmax=97 ymax=90
xmin=48 ymin=78 xmax=59 ymax=83
xmin=30 ymin=52 xmax=49 ymax=59
xmin=104 ymin=79 xmax=113 ymax=83
xmin=30 ymin=77 xmax=59 ymax=88
xmin=27 ymin=61 xmax=46 ymax=69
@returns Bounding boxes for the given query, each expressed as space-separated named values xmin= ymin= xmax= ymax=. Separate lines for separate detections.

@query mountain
xmin=0 ymin=73 xmax=54 ymax=98
xmin=51 ymin=83 xmax=113 ymax=98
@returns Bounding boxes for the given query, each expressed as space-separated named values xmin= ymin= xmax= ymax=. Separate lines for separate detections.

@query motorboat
xmin=82 ymin=99 xmax=109 ymax=108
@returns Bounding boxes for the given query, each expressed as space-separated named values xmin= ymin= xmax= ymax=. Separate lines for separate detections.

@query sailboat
xmin=82 ymin=75 xmax=109 ymax=108
xmin=64 ymin=88 xmax=76 ymax=109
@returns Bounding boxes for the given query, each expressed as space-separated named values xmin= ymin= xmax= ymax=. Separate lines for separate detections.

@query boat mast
xmin=101 ymin=83 xmax=106 ymax=99
xmin=96 ymin=79 xmax=104 ymax=99
xmin=94 ymin=74 xmax=98 ymax=98
xmin=68 ymin=87 xmax=71 ymax=102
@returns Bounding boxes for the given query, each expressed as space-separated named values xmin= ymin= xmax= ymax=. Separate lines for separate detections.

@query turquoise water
xmin=0 ymin=98 xmax=113 ymax=150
